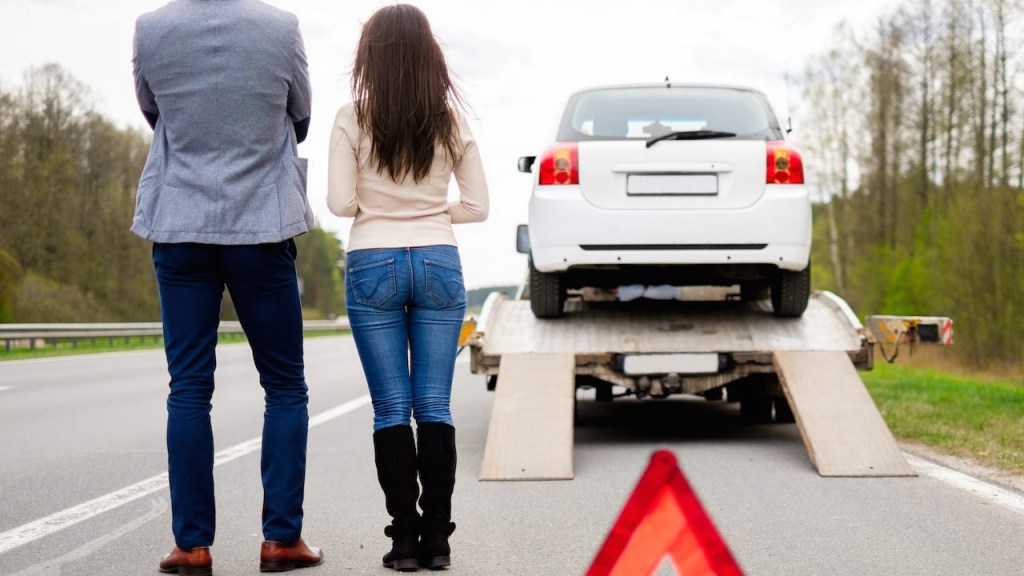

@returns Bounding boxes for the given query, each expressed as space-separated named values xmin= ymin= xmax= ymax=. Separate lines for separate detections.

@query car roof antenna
xmin=665 ymin=75 xmax=671 ymax=88
xmin=784 ymin=66 xmax=793 ymax=133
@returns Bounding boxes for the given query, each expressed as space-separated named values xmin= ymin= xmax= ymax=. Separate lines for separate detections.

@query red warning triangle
xmin=586 ymin=450 xmax=743 ymax=576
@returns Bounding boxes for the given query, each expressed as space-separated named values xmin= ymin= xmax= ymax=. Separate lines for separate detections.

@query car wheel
xmin=770 ymin=265 xmax=810 ymax=317
xmin=529 ymin=259 xmax=566 ymax=318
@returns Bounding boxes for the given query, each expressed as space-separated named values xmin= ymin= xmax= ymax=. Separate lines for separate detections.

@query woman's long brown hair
xmin=352 ymin=4 xmax=464 ymax=183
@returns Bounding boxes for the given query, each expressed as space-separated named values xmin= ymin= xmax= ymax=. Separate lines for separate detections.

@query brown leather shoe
xmin=158 ymin=546 xmax=212 ymax=575
xmin=260 ymin=538 xmax=324 ymax=572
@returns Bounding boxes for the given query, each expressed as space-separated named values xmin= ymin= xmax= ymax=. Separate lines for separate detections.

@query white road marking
xmin=0 ymin=340 xmax=266 ymax=367
xmin=0 ymin=386 xmax=12 ymax=392
xmin=0 ymin=350 xmax=167 ymax=367
xmin=8 ymin=498 xmax=168 ymax=576
xmin=0 ymin=394 xmax=372 ymax=556
xmin=905 ymin=452 xmax=1024 ymax=514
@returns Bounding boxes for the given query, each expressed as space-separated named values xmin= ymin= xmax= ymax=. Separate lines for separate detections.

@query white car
xmin=517 ymin=82 xmax=811 ymax=318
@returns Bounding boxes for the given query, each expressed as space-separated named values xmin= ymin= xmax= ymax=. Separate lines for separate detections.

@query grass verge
xmin=0 ymin=330 xmax=349 ymax=362
xmin=862 ymin=361 xmax=1024 ymax=474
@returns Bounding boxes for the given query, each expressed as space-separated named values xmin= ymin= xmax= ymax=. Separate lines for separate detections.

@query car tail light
xmin=538 ymin=142 xmax=579 ymax=185
xmin=766 ymin=142 xmax=804 ymax=184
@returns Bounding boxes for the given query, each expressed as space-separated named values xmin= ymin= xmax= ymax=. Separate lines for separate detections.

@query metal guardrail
xmin=0 ymin=319 xmax=351 ymax=352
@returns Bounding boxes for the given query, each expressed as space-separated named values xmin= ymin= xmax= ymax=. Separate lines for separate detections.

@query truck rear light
xmin=766 ymin=142 xmax=804 ymax=184
xmin=538 ymin=142 xmax=579 ymax=185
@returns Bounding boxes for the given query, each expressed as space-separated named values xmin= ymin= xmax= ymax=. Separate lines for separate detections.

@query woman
xmin=327 ymin=4 xmax=489 ymax=572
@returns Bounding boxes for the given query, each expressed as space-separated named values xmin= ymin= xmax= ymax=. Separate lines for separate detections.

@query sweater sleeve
xmin=448 ymin=115 xmax=489 ymax=224
xmin=327 ymin=105 xmax=359 ymax=217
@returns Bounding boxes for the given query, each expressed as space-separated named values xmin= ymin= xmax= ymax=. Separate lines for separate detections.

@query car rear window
xmin=556 ymin=86 xmax=784 ymax=141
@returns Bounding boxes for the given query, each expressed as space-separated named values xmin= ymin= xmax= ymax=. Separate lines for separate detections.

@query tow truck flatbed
xmin=464 ymin=290 xmax=918 ymax=480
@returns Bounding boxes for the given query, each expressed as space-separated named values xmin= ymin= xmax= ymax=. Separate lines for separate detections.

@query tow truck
xmin=461 ymin=284 xmax=952 ymax=481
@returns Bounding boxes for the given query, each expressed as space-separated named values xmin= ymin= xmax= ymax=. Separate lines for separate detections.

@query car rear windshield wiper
xmin=645 ymin=130 xmax=737 ymax=148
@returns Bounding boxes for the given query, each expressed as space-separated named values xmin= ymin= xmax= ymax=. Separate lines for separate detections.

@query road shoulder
xmin=901 ymin=441 xmax=1024 ymax=495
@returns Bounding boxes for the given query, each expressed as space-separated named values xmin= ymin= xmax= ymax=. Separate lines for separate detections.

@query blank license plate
xmin=627 ymin=174 xmax=718 ymax=195
xmin=622 ymin=353 xmax=720 ymax=375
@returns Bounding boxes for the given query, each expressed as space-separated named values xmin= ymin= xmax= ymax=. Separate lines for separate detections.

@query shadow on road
xmin=573 ymin=396 xmax=798 ymax=446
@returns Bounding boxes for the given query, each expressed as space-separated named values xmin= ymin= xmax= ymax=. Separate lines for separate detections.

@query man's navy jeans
xmin=153 ymin=240 xmax=308 ymax=549
xmin=345 ymin=245 xmax=466 ymax=431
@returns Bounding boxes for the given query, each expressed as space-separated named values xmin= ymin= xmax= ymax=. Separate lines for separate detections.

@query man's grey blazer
xmin=131 ymin=0 xmax=314 ymax=245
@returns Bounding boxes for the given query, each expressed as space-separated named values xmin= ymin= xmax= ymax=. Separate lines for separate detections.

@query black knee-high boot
xmin=373 ymin=425 xmax=420 ymax=572
xmin=415 ymin=422 xmax=457 ymax=570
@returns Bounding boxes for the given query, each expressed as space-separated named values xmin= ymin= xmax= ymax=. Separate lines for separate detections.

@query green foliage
xmin=294 ymin=226 xmax=345 ymax=319
xmin=802 ymin=1 xmax=1024 ymax=369
xmin=12 ymin=272 xmax=116 ymax=322
xmin=0 ymin=63 xmax=159 ymax=322
xmin=0 ymin=249 xmax=23 ymax=322
xmin=0 ymin=64 xmax=348 ymax=324
xmin=882 ymin=258 xmax=926 ymax=316
xmin=863 ymin=362 xmax=1024 ymax=473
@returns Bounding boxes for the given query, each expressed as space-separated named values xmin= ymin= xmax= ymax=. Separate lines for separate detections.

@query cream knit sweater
xmin=327 ymin=102 xmax=489 ymax=252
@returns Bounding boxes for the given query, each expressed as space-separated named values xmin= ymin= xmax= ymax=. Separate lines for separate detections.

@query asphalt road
xmin=1 ymin=336 xmax=1022 ymax=576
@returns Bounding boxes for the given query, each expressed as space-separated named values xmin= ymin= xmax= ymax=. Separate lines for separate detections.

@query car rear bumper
xmin=528 ymin=185 xmax=811 ymax=273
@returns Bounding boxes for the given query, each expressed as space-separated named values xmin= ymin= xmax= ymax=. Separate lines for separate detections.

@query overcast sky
xmin=0 ymin=0 xmax=903 ymax=289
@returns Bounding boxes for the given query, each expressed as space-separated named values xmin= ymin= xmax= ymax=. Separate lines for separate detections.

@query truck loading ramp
xmin=467 ymin=290 xmax=915 ymax=480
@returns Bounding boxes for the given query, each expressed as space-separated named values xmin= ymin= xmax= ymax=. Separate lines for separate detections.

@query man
xmin=131 ymin=1 xmax=323 ymax=573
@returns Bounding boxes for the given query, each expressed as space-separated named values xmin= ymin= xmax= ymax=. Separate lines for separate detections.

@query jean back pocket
xmin=347 ymin=257 xmax=397 ymax=307
xmin=423 ymin=258 xmax=466 ymax=308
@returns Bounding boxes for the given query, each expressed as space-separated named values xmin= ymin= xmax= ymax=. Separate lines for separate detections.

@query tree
xmin=294 ymin=226 xmax=345 ymax=319
xmin=0 ymin=64 xmax=352 ymax=325
xmin=0 ymin=249 xmax=22 ymax=322
xmin=800 ymin=0 xmax=1024 ymax=368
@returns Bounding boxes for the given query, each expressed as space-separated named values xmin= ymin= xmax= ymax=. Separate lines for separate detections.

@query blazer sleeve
xmin=286 ymin=16 xmax=312 ymax=143
xmin=132 ymin=20 xmax=159 ymax=129
xmin=448 ymin=115 xmax=489 ymax=224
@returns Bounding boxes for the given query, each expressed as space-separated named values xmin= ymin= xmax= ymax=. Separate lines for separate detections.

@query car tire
xmin=529 ymin=259 xmax=566 ymax=318
xmin=770 ymin=264 xmax=810 ymax=317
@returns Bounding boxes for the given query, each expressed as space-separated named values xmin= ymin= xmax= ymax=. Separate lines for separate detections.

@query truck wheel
xmin=770 ymin=265 xmax=810 ymax=317
xmin=529 ymin=259 xmax=566 ymax=318
xmin=731 ymin=374 xmax=774 ymax=423
xmin=773 ymin=395 xmax=795 ymax=423
xmin=740 ymin=396 xmax=773 ymax=424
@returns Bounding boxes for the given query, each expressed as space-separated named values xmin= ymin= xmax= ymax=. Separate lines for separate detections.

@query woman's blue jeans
xmin=153 ymin=241 xmax=308 ymax=550
xmin=345 ymin=246 xmax=466 ymax=431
